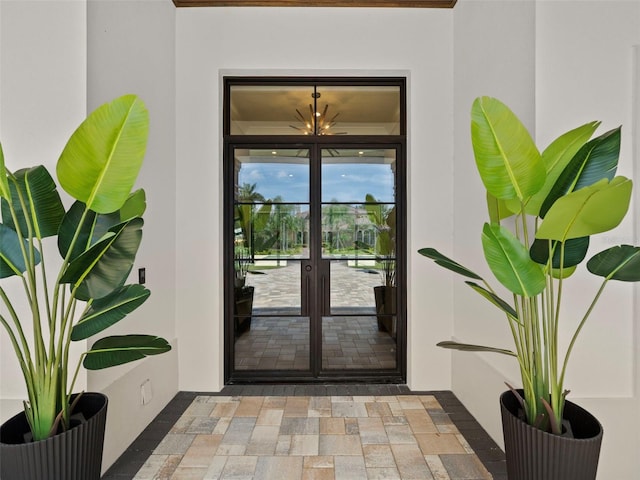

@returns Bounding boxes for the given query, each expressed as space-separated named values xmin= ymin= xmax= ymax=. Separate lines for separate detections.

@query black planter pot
xmin=234 ymin=285 xmax=254 ymax=336
xmin=0 ymin=392 xmax=108 ymax=480
xmin=373 ymin=285 xmax=396 ymax=337
xmin=500 ymin=389 xmax=603 ymax=480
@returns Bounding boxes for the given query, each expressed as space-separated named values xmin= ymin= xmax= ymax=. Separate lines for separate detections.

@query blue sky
xmin=238 ymin=162 xmax=395 ymax=204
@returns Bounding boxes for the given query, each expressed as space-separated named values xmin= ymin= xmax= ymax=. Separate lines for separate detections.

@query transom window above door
xmin=227 ymin=82 xmax=403 ymax=136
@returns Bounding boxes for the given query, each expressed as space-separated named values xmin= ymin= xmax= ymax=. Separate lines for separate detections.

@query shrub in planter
xmin=419 ymin=96 xmax=639 ymax=476
xmin=0 ymin=95 xmax=171 ymax=479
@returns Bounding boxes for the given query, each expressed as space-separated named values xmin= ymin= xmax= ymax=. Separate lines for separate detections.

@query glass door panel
xmin=233 ymin=148 xmax=311 ymax=371
xmin=320 ymin=148 xmax=398 ymax=371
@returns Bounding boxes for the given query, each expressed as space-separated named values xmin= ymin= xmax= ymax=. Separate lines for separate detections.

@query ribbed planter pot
xmin=0 ymin=392 xmax=108 ymax=480
xmin=500 ymin=389 xmax=603 ymax=480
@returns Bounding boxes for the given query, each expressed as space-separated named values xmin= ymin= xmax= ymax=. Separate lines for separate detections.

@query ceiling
xmin=173 ymin=1 xmax=456 ymax=8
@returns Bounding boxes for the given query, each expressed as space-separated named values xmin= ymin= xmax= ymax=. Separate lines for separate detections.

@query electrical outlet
xmin=138 ymin=267 xmax=146 ymax=284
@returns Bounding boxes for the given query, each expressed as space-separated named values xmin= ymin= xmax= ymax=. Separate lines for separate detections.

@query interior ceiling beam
xmin=173 ymin=0 xmax=456 ymax=8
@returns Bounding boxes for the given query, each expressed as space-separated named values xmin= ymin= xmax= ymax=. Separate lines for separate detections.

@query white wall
xmin=452 ymin=2 xmax=640 ymax=479
xmin=87 ymin=0 xmax=179 ymax=471
xmin=452 ymin=0 xmax=537 ymax=445
xmin=175 ymin=6 xmax=456 ymax=392
xmin=0 ymin=0 xmax=88 ymax=422
xmin=535 ymin=3 xmax=640 ymax=478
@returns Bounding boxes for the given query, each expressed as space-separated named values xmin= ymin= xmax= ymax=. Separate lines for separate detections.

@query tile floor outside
xmin=234 ymin=316 xmax=396 ymax=371
xmin=103 ymin=387 xmax=506 ymax=480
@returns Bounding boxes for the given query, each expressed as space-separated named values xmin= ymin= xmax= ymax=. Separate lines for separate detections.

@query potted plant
xmin=419 ymin=96 xmax=640 ymax=480
xmin=364 ymin=194 xmax=397 ymax=336
xmin=0 ymin=95 xmax=172 ymax=480
xmin=233 ymin=245 xmax=255 ymax=336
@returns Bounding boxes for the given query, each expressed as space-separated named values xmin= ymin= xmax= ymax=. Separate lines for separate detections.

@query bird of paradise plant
xmin=0 ymin=95 xmax=171 ymax=442
xmin=420 ymin=96 xmax=640 ymax=434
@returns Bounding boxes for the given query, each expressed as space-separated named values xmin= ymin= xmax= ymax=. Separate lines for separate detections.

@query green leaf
xmin=536 ymin=177 xmax=632 ymax=241
xmin=540 ymin=127 xmax=620 ymax=217
xmin=529 ymin=237 xmax=590 ymax=268
xmin=0 ymin=223 xmax=40 ymax=277
xmin=1 ymin=166 xmax=65 ymax=239
xmin=471 ymin=97 xmax=544 ymax=201
xmin=60 ymin=218 xmax=143 ymax=301
xmin=0 ymin=143 xmax=10 ymax=200
xmin=587 ymin=245 xmax=640 ymax=282
xmin=486 ymin=192 xmax=517 ymax=222
xmin=465 ymin=281 xmax=518 ymax=320
xmin=550 ymin=265 xmax=576 ymax=279
xmin=83 ymin=335 xmax=171 ymax=370
xmin=526 ymin=121 xmax=600 ymax=216
xmin=437 ymin=341 xmax=516 ymax=357
xmin=71 ymin=284 xmax=151 ymax=340
xmin=364 ymin=194 xmax=384 ymax=225
xmin=418 ymin=247 xmax=483 ymax=280
xmin=481 ymin=223 xmax=546 ymax=297
xmin=120 ymin=189 xmax=146 ymax=221
xmin=56 ymin=95 xmax=149 ymax=214
xmin=58 ymin=201 xmax=121 ymax=262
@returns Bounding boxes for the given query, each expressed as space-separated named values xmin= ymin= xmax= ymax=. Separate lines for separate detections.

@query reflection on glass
xmin=230 ymin=85 xmax=314 ymax=135
xmin=235 ymin=149 xmax=309 ymax=203
xmin=234 ymin=317 xmax=309 ymax=370
xmin=322 ymin=316 xmax=396 ymax=370
xmin=319 ymin=201 xmax=396 ymax=265
xmin=229 ymin=84 xmax=401 ymax=136
xmin=321 ymin=149 xmax=395 ymax=203
xmin=249 ymin=260 xmax=302 ymax=312
xmin=329 ymin=261 xmax=377 ymax=315
xmin=317 ymin=86 xmax=401 ymax=135
xmin=233 ymin=260 xmax=310 ymax=371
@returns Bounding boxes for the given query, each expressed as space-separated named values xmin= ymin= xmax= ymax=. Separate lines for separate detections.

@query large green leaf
xmin=587 ymin=245 xmax=640 ymax=282
xmin=465 ymin=281 xmax=518 ymax=319
xmin=56 ymin=95 xmax=149 ymax=214
xmin=536 ymin=177 xmax=632 ymax=241
xmin=120 ymin=189 xmax=146 ymax=221
xmin=481 ymin=223 xmax=546 ymax=297
xmin=83 ymin=335 xmax=171 ymax=370
xmin=418 ymin=247 xmax=483 ymax=280
xmin=437 ymin=341 xmax=516 ymax=357
xmin=1 ymin=166 xmax=65 ymax=239
xmin=71 ymin=284 xmax=151 ymax=340
xmin=526 ymin=121 xmax=600 ymax=216
xmin=58 ymin=201 xmax=120 ymax=262
xmin=0 ymin=223 xmax=40 ymax=278
xmin=471 ymin=97 xmax=544 ymax=201
xmin=60 ymin=218 xmax=143 ymax=301
xmin=529 ymin=237 xmax=590 ymax=268
xmin=540 ymin=127 xmax=620 ymax=217
xmin=0 ymin=143 xmax=10 ymax=200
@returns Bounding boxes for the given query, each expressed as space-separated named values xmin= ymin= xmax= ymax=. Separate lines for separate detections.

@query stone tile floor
xmin=234 ymin=316 xmax=396 ymax=371
xmin=103 ymin=387 xmax=506 ymax=480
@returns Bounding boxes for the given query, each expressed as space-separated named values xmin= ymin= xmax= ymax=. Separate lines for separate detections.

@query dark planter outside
xmin=500 ymin=389 xmax=603 ymax=480
xmin=0 ymin=392 xmax=108 ymax=480
xmin=374 ymin=285 xmax=396 ymax=337
xmin=234 ymin=285 xmax=254 ymax=336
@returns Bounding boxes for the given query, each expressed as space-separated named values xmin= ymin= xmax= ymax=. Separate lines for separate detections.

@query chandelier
xmin=290 ymin=92 xmax=344 ymax=136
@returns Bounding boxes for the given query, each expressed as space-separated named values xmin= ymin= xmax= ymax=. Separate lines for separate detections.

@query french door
xmin=223 ymin=76 xmax=406 ymax=383
xmin=225 ymin=143 xmax=405 ymax=382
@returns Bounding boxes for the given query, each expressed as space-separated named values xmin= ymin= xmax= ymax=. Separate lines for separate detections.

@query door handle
xmin=320 ymin=275 xmax=326 ymax=316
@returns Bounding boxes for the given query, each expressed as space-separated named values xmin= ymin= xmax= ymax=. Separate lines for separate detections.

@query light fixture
xmin=290 ymin=92 xmax=345 ymax=136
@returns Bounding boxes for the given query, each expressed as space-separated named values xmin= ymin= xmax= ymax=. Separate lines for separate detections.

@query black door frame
xmin=223 ymin=77 xmax=407 ymax=384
